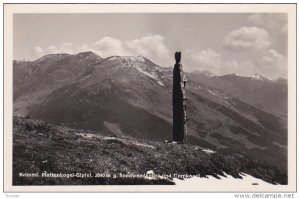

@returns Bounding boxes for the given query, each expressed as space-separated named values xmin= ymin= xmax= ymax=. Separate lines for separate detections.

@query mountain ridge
xmin=13 ymin=52 xmax=288 ymax=174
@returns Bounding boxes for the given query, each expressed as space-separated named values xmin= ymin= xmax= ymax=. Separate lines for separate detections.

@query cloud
xmin=186 ymin=49 xmax=260 ymax=76
xmin=29 ymin=35 xmax=171 ymax=67
xmin=126 ymin=35 xmax=170 ymax=66
xmin=233 ymin=59 xmax=261 ymax=76
xmin=247 ymin=13 xmax=287 ymax=35
xmin=185 ymin=47 xmax=286 ymax=79
xmin=45 ymin=45 xmax=58 ymax=54
xmin=223 ymin=26 xmax=271 ymax=51
xmin=41 ymin=43 xmax=75 ymax=55
xmin=261 ymin=49 xmax=284 ymax=65
xmin=31 ymin=46 xmax=44 ymax=59
xmin=259 ymin=49 xmax=287 ymax=78
xmin=247 ymin=13 xmax=288 ymax=57
xmin=217 ymin=49 xmax=287 ymax=79
xmin=187 ymin=20 xmax=287 ymax=79
xmin=60 ymin=42 xmax=73 ymax=54
xmin=92 ymin=36 xmax=128 ymax=57
xmin=185 ymin=49 xmax=222 ymax=74
xmin=222 ymin=59 xmax=241 ymax=73
xmin=30 ymin=42 xmax=75 ymax=60
xmin=76 ymin=44 xmax=91 ymax=53
xmin=89 ymin=35 xmax=170 ymax=66
xmin=221 ymin=18 xmax=287 ymax=79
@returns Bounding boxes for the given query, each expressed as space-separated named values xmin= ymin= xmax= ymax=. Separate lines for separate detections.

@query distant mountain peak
xmin=13 ymin=60 xmax=30 ymax=64
xmin=227 ymin=73 xmax=269 ymax=81
xmin=76 ymin=51 xmax=101 ymax=59
xmin=192 ymin=70 xmax=215 ymax=77
xmin=106 ymin=55 xmax=146 ymax=62
xmin=33 ymin=53 xmax=70 ymax=64
xmin=103 ymin=55 xmax=165 ymax=86
xmin=124 ymin=55 xmax=146 ymax=63
xmin=249 ymin=74 xmax=268 ymax=81
xmin=72 ymin=52 xmax=103 ymax=64
xmin=106 ymin=56 xmax=142 ymax=66
xmin=229 ymin=73 xmax=245 ymax=78
xmin=41 ymin=53 xmax=70 ymax=59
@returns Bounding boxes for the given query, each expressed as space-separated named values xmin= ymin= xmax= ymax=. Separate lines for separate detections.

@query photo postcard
xmin=3 ymin=3 xmax=297 ymax=192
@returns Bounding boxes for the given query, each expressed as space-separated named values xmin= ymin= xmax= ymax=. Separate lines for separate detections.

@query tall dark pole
xmin=173 ymin=52 xmax=187 ymax=143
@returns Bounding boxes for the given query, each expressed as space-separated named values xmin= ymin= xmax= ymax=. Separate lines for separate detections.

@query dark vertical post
xmin=173 ymin=52 xmax=187 ymax=143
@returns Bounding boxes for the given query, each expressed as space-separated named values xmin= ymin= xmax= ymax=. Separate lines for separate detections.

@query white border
xmin=3 ymin=3 xmax=297 ymax=193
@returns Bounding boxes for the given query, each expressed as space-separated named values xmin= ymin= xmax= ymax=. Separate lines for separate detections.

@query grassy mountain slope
xmin=13 ymin=117 xmax=287 ymax=185
xmin=13 ymin=52 xmax=102 ymax=117
xmin=187 ymin=72 xmax=287 ymax=118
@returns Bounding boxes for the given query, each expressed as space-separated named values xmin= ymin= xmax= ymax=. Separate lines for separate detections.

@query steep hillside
xmin=13 ymin=117 xmax=287 ymax=185
xmin=30 ymin=79 xmax=173 ymax=141
xmin=13 ymin=52 xmax=102 ymax=116
xmin=187 ymin=71 xmax=287 ymax=118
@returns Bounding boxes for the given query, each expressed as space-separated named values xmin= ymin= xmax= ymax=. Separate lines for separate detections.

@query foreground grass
xmin=13 ymin=117 xmax=287 ymax=185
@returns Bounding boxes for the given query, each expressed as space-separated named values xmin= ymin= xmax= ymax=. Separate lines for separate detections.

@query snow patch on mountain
xmin=193 ymin=85 xmax=202 ymax=90
xmin=202 ymin=149 xmax=216 ymax=154
xmin=111 ymin=56 xmax=166 ymax=87
xmin=231 ymin=73 xmax=269 ymax=81
xmin=249 ymin=74 xmax=268 ymax=81
xmin=173 ymin=173 xmax=274 ymax=187
xmin=134 ymin=65 xmax=165 ymax=87
xmin=208 ymin=89 xmax=217 ymax=96
xmin=76 ymin=132 xmax=155 ymax=149
xmin=207 ymin=89 xmax=227 ymax=100
xmin=143 ymin=170 xmax=274 ymax=188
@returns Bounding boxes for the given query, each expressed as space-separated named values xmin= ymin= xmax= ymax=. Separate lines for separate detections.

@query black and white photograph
xmin=3 ymin=3 xmax=297 ymax=192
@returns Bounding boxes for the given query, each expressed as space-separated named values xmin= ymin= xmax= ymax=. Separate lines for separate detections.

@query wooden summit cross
xmin=173 ymin=52 xmax=187 ymax=143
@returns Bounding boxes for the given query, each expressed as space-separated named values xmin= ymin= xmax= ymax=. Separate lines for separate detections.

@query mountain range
xmin=13 ymin=51 xmax=288 ymax=173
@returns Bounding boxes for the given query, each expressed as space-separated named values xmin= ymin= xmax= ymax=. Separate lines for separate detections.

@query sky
xmin=13 ymin=13 xmax=288 ymax=79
